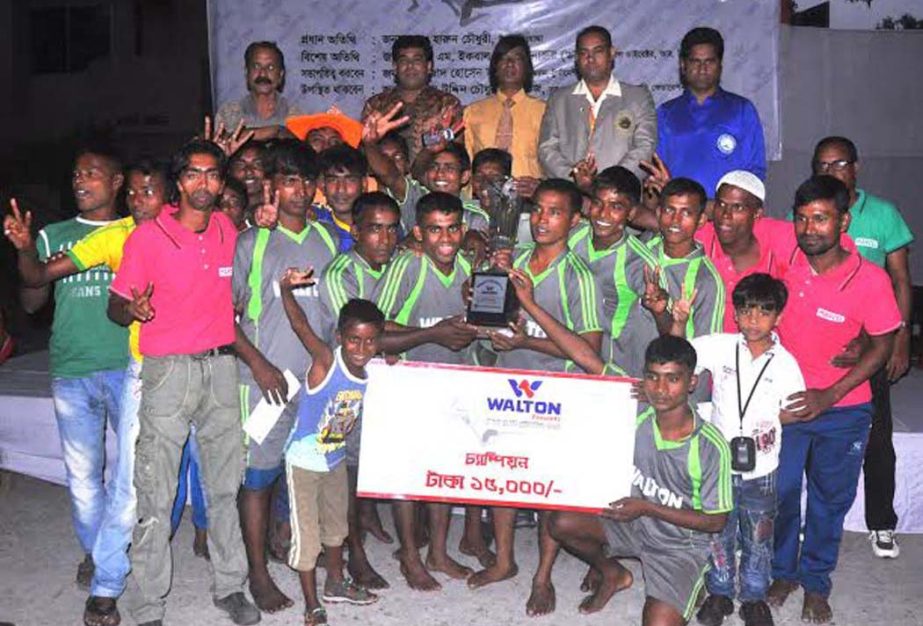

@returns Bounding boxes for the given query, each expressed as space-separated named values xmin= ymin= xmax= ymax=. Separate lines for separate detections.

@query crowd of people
xmin=2 ymin=22 xmax=912 ymax=626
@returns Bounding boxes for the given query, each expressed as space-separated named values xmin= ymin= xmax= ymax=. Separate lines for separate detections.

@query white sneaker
xmin=869 ymin=530 xmax=900 ymax=558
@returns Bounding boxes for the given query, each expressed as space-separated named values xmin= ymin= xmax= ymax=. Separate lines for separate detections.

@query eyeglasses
xmin=813 ymin=159 xmax=854 ymax=173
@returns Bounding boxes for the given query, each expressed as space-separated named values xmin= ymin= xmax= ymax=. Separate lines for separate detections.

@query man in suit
xmin=538 ymin=25 xmax=656 ymax=181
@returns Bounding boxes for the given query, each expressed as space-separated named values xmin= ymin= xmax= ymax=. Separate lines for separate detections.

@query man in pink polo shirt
xmin=694 ymin=170 xmax=796 ymax=331
xmin=108 ymin=139 xmax=260 ymax=626
xmin=767 ymin=176 xmax=900 ymax=625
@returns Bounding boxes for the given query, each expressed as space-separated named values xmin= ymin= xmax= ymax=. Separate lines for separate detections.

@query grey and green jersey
xmin=377 ymin=250 xmax=472 ymax=364
xmin=319 ymin=249 xmax=388 ymax=339
xmin=390 ymin=176 xmax=489 ymax=234
xmin=494 ymin=245 xmax=601 ymax=373
xmin=645 ymin=236 xmax=725 ymax=339
xmin=632 ymin=406 xmax=733 ymax=549
xmin=569 ymin=224 xmax=658 ymax=377
xmin=233 ymin=223 xmax=339 ymax=397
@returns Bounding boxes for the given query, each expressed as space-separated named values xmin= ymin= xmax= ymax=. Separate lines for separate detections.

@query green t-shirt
xmin=37 ymin=217 xmax=129 ymax=378
xmin=847 ymin=189 xmax=914 ymax=268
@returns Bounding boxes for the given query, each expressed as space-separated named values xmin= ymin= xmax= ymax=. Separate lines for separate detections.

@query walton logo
xmin=508 ymin=379 xmax=542 ymax=399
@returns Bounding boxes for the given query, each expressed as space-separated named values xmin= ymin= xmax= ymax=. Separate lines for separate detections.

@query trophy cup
xmin=467 ymin=177 xmax=522 ymax=327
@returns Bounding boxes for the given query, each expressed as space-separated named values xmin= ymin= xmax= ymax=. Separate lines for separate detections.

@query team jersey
xmin=314 ymin=206 xmax=355 ymax=252
xmin=320 ymin=249 xmax=389 ymax=338
xmin=494 ymin=245 xmax=601 ymax=373
xmin=377 ymin=250 xmax=472 ymax=364
xmin=390 ymin=176 xmax=489 ymax=234
xmin=631 ymin=406 xmax=733 ymax=550
xmin=38 ymin=216 xmax=128 ymax=377
xmin=569 ymin=224 xmax=658 ymax=377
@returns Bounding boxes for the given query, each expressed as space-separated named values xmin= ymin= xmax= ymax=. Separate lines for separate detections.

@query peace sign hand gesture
xmin=362 ymin=102 xmax=411 ymax=145
xmin=129 ymin=283 xmax=155 ymax=322
xmin=253 ymin=181 xmax=280 ymax=229
xmin=3 ymin=198 xmax=34 ymax=251
xmin=641 ymin=265 xmax=669 ymax=316
xmin=203 ymin=116 xmax=255 ymax=157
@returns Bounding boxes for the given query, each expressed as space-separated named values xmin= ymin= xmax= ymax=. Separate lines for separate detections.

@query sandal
xmin=83 ymin=595 xmax=121 ymax=626
xmin=322 ymin=577 xmax=378 ymax=606
xmin=304 ymin=607 xmax=327 ymax=626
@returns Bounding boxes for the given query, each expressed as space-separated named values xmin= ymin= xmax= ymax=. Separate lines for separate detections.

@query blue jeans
xmin=706 ymin=471 xmax=777 ymax=601
xmin=171 ymin=431 xmax=208 ymax=532
xmin=772 ymin=404 xmax=872 ymax=596
xmin=51 ymin=368 xmax=125 ymax=557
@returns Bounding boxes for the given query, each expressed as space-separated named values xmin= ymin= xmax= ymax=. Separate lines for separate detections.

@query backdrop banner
xmin=206 ymin=0 xmax=780 ymax=158
xmin=356 ymin=360 xmax=637 ymax=512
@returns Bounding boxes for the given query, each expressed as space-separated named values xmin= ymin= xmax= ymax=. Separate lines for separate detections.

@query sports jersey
xmin=631 ymin=406 xmax=733 ymax=549
xmin=286 ymin=347 xmax=366 ymax=472
xmin=390 ymin=176 xmax=489 ymax=234
xmin=377 ymin=250 xmax=472 ymax=364
xmin=37 ymin=216 xmax=128 ymax=377
xmin=320 ymin=249 xmax=387 ymax=332
xmin=494 ymin=245 xmax=601 ymax=373
xmin=314 ymin=206 xmax=355 ymax=252
xmin=569 ymin=224 xmax=658 ymax=377
xmin=67 ymin=216 xmax=142 ymax=362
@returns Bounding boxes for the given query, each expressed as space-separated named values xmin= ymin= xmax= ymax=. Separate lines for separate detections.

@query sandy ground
xmin=1 ymin=473 xmax=921 ymax=626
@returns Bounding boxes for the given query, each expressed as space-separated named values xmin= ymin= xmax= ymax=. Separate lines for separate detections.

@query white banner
xmin=206 ymin=0 xmax=780 ymax=159
xmin=357 ymin=360 xmax=637 ymax=512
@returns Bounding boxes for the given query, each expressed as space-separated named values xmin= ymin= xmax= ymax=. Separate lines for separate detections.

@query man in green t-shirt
xmin=812 ymin=136 xmax=914 ymax=560
xmin=5 ymin=145 xmax=129 ymax=591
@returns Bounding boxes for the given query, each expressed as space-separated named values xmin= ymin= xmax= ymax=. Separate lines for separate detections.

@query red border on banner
xmin=357 ymin=491 xmax=606 ymax=515
xmin=370 ymin=358 xmax=637 ymax=384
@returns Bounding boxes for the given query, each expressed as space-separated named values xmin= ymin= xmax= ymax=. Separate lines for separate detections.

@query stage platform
xmin=2 ymin=350 xmax=922 ymax=533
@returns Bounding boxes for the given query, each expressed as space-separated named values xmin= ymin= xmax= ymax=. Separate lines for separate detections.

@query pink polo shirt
xmin=777 ymin=246 xmax=900 ymax=407
xmin=696 ymin=217 xmax=797 ymax=332
xmin=111 ymin=205 xmax=237 ymax=357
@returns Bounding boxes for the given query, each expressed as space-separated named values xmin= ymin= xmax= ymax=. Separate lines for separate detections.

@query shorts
xmin=242 ymin=465 xmax=283 ymax=491
xmin=240 ymin=382 xmax=299 ymax=471
xmin=286 ymin=462 xmax=348 ymax=572
xmin=602 ymin=517 xmax=710 ymax=621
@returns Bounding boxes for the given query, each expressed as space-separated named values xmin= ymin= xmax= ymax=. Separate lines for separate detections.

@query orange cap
xmin=284 ymin=113 xmax=363 ymax=147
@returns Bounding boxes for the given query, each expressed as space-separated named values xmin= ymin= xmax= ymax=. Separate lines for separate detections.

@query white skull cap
xmin=716 ymin=170 xmax=765 ymax=203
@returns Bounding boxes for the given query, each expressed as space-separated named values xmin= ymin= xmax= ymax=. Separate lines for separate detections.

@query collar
xmin=319 ymin=206 xmax=352 ymax=233
xmin=422 ymin=251 xmax=468 ymax=287
xmin=850 ymin=189 xmax=868 ymax=216
xmin=572 ymin=74 xmax=622 ymax=99
xmin=154 ymin=204 xmax=226 ymax=249
xmin=515 ymin=246 xmax=569 ymax=286
xmin=75 ymin=216 xmax=116 ymax=227
xmin=241 ymin=93 xmax=285 ymax=118
xmin=736 ymin=331 xmax=780 ymax=360
xmin=651 ymin=236 xmax=706 ymax=265
xmin=644 ymin=405 xmax=702 ymax=451
xmin=790 ymin=245 xmax=863 ymax=292
xmin=682 ymin=87 xmax=724 ymax=106
xmin=349 ymin=248 xmax=386 ymax=278
xmin=495 ymin=89 xmax=527 ymax=104
xmin=277 ymin=222 xmax=313 ymax=244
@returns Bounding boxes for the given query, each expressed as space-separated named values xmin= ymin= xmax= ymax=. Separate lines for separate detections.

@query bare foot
xmin=468 ymin=562 xmax=519 ymax=589
xmin=425 ymin=553 xmax=474 ymax=580
xmin=766 ymin=579 xmax=799 ymax=608
xmin=578 ymin=563 xmax=632 ymax=614
xmin=360 ymin=507 xmax=394 ymax=544
xmin=398 ymin=552 xmax=441 ymax=591
xmin=802 ymin=592 xmax=833 ymax=624
xmin=348 ymin=557 xmax=390 ymax=590
xmin=580 ymin=566 xmax=601 ymax=593
xmin=249 ymin=577 xmax=294 ymax=613
xmin=526 ymin=579 xmax=556 ymax=616
xmin=459 ymin=537 xmax=497 ymax=569
xmin=414 ymin=525 xmax=430 ymax=549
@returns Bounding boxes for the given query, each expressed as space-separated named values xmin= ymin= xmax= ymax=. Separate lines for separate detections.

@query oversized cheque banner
xmin=357 ymin=360 xmax=637 ymax=513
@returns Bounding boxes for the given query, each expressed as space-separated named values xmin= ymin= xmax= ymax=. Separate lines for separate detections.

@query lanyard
xmin=735 ymin=345 xmax=774 ymax=434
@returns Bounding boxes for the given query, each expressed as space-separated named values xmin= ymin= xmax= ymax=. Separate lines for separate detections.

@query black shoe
xmin=740 ymin=600 xmax=774 ymax=626
xmin=214 ymin=592 xmax=261 ymax=625
xmin=696 ymin=594 xmax=734 ymax=626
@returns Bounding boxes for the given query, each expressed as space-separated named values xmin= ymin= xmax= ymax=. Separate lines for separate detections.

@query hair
xmin=229 ymin=140 xmax=268 ymax=166
xmin=644 ymin=335 xmax=697 ymax=372
xmin=379 ymin=131 xmax=410 ymax=160
xmin=434 ymin=142 xmax=471 ymax=173
xmin=352 ymin=191 xmax=400 ymax=223
xmin=661 ymin=177 xmax=707 ymax=213
xmin=392 ymin=35 xmax=433 ymax=63
xmin=320 ymin=144 xmax=368 ymax=178
xmin=489 ymin=34 xmax=534 ymax=93
xmin=337 ymin=298 xmax=385 ymax=333
xmin=680 ymin=27 xmax=724 ymax=61
xmin=74 ymin=140 xmax=123 ymax=175
xmin=534 ymin=178 xmax=583 ymax=215
xmin=264 ymin=138 xmax=320 ymax=180
xmin=170 ymin=139 xmax=227 ymax=181
xmin=576 ymin=25 xmax=612 ymax=49
xmin=793 ymin=175 xmax=851 ymax=215
xmin=813 ymin=135 xmax=859 ymax=164
xmin=415 ymin=191 xmax=463 ymax=224
xmin=221 ymin=176 xmax=249 ymax=210
xmin=592 ymin=166 xmax=641 ymax=204
xmin=244 ymin=41 xmax=285 ymax=71
xmin=732 ymin=273 xmax=788 ymax=313
xmin=472 ymin=148 xmax=512 ymax=177
xmin=126 ymin=157 xmax=173 ymax=203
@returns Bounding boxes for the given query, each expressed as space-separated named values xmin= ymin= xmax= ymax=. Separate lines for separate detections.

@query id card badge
xmin=730 ymin=436 xmax=756 ymax=472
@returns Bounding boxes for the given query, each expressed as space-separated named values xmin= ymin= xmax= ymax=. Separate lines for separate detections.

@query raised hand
xmin=671 ymin=285 xmax=698 ymax=327
xmin=362 ymin=102 xmax=411 ymax=145
xmin=253 ymin=181 xmax=280 ymax=229
xmin=512 ymin=176 xmax=540 ymax=200
xmin=640 ymin=153 xmax=671 ymax=207
xmin=571 ymin=153 xmax=597 ymax=191
xmin=203 ymin=116 xmax=255 ymax=157
xmin=280 ymin=267 xmax=316 ymax=290
xmin=640 ymin=265 xmax=669 ymax=315
xmin=3 ymin=199 xmax=34 ymax=250
xmin=129 ymin=283 xmax=155 ymax=322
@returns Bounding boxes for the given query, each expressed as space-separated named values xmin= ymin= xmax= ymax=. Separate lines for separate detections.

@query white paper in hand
xmin=243 ymin=369 xmax=302 ymax=445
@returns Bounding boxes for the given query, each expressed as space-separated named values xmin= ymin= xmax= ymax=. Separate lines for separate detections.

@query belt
xmin=189 ymin=344 xmax=236 ymax=359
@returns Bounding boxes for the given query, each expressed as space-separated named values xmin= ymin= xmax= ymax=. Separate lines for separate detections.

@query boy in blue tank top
xmin=280 ymin=276 xmax=384 ymax=626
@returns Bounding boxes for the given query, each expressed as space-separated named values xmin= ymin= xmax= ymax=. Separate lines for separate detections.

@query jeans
xmin=127 ymin=354 xmax=248 ymax=624
xmin=51 ymin=368 xmax=125 ymax=556
xmin=706 ymin=471 xmax=777 ymax=602
xmin=773 ymin=404 xmax=871 ymax=596
xmin=171 ymin=429 xmax=208 ymax=532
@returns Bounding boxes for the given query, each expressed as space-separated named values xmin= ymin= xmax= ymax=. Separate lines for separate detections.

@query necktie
xmin=495 ymin=97 xmax=515 ymax=151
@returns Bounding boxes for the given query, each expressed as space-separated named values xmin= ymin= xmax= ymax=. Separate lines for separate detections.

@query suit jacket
xmin=538 ymin=80 xmax=656 ymax=180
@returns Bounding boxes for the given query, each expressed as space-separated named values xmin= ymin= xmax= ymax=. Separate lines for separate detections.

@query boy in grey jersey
xmin=376 ymin=191 xmax=480 ymax=591
xmin=233 ymin=139 xmax=338 ymax=613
